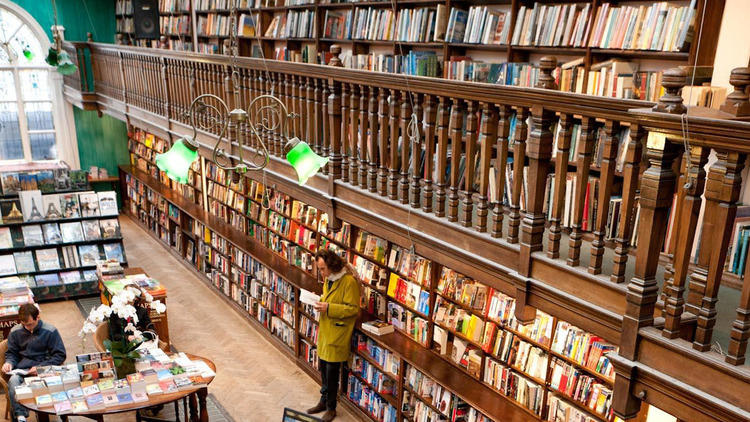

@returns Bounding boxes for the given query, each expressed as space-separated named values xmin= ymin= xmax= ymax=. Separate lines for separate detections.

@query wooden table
xmin=99 ymin=267 xmax=170 ymax=345
xmin=20 ymin=354 xmax=215 ymax=422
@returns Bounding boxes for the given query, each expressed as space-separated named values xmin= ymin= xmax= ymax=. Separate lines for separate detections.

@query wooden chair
xmin=0 ymin=340 xmax=12 ymax=420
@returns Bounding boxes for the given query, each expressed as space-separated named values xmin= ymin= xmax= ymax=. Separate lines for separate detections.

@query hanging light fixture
xmin=155 ymin=6 xmax=328 ymax=186
xmin=45 ymin=0 xmax=77 ymax=75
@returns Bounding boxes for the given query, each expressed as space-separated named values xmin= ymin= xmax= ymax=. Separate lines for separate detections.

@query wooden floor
xmin=4 ymin=215 xmax=357 ymax=422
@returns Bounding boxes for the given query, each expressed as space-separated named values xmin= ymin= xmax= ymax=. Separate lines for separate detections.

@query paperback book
xmin=79 ymin=192 xmax=100 ymax=217
xmin=35 ymin=273 xmax=61 ymax=286
xmin=12 ymin=251 xmax=35 ymax=273
xmin=0 ymin=227 xmax=13 ymax=249
xmin=42 ymin=223 xmax=63 ymax=244
xmin=21 ymin=225 xmax=44 ymax=246
xmin=100 ymin=219 xmax=121 ymax=239
xmin=0 ymin=255 xmax=16 ymax=275
xmin=60 ymin=222 xmax=85 ymax=243
xmin=97 ymin=191 xmax=118 ymax=216
xmin=78 ymin=245 xmax=101 ymax=266
xmin=103 ymin=243 xmax=125 ymax=263
xmin=18 ymin=190 xmax=44 ymax=221
xmin=59 ymin=193 xmax=81 ymax=218
xmin=35 ymin=248 xmax=61 ymax=271
xmin=82 ymin=220 xmax=102 ymax=241
xmin=0 ymin=199 xmax=23 ymax=223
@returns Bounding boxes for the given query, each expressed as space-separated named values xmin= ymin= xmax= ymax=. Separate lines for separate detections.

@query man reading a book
xmin=307 ymin=250 xmax=361 ymax=422
xmin=3 ymin=303 xmax=66 ymax=422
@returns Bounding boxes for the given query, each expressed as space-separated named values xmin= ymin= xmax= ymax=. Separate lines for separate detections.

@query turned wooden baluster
xmin=476 ymin=103 xmax=497 ymax=233
xmin=435 ymin=98 xmax=450 ymax=218
xmin=728 ymin=257 xmax=750 ymax=364
xmin=321 ymin=78 xmax=330 ymax=174
xmin=350 ymin=84 xmax=360 ymax=186
xmin=388 ymin=89 xmax=400 ymax=200
xmin=694 ymin=152 xmax=746 ymax=351
xmin=295 ymin=75 xmax=304 ymax=140
xmin=340 ymin=83 xmax=350 ymax=183
xmin=306 ymin=77 xmax=314 ymax=145
xmin=411 ymin=94 xmax=423 ymax=207
xmin=421 ymin=95 xmax=437 ymax=212
xmin=367 ymin=86 xmax=378 ymax=193
xmin=491 ymin=106 xmax=511 ymax=239
xmin=448 ymin=99 xmax=465 ymax=223
xmin=519 ymin=104 xmax=554 ymax=275
xmin=461 ymin=101 xmax=478 ymax=228
xmin=328 ymin=77 xmax=343 ymax=180
xmin=547 ymin=113 xmax=573 ymax=258
xmin=610 ymin=125 xmax=645 ymax=282
xmin=621 ymin=134 xmax=681 ymax=360
xmin=358 ymin=85 xmax=369 ymax=189
xmin=399 ymin=91 xmax=412 ymax=204
xmin=508 ymin=108 xmax=528 ymax=244
xmin=589 ymin=120 xmax=620 ymax=275
xmin=663 ymin=145 xmax=709 ymax=338
xmin=314 ymin=78 xmax=323 ymax=156
xmin=377 ymin=87 xmax=389 ymax=196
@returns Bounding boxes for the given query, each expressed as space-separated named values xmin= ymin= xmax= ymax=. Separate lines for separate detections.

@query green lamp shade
xmin=286 ymin=140 xmax=328 ymax=185
xmin=55 ymin=51 xmax=78 ymax=75
xmin=22 ymin=47 xmax=34 ymax=61
xmin=155 ymin=138 xmax=198 ymax=184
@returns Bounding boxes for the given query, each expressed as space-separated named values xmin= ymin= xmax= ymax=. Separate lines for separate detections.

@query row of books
xmin=484 ymin=357 xmax=545 ymax=415
xmin=160 ymin=15 xmax=191 ymax=36
xmin=273 ymin=46 xmax=316 ymax=63
xmin=443 ymin=58 xmax=542 ymax=87
xmin=0 ymin=218 xmax=121 ymax=249
xmin=445 ymin=6 xmax=509 ymax=45
xmin=0 ymin=276 xmax=33 ymax=316
xmin=159 ymin=0 xmax=191 ymax=13
xmin=115 ymin=0 xmax=132 ymax=15
xmin=264 ymin=11 xmax=316 ymax=39
xmin=0 ymin=190 xmax=117 ymax=224
xmin=194 ymin=0 xmax=249 ymax=11
xmin=511 ymin=3 xmax=592 ymax=47
xmin=1 ymin=168 xmax=88 ymax=195
xmin=386 ymin=272 xmax=429 ymax=316
xmin=346 ymin=51 xmax=440 ymax=77
xmin=0 ymin=241 xmax=125 ymax=275
xmin=588 ymin=1 xmax=696 ymax=52
xmin=197 ymin=13 xmax=232 ymax=37
xmin=346 ymin=374 xmax=397 ymax=422
xmin=549 ymin=358 xmax=615 ymax=419
xmin=117 ymin=18 xmax=134 ymax=34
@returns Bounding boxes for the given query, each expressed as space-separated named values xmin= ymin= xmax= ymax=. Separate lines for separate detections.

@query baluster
xmin=411 ymin=94 xmax=422 ymax=207
xmin=476 ymin=103 xmax=497 ymax=233
xmin=321 ymin=78 xmax=331 ymax=174
xmin=340 ymin=83 xmax=350 ymax=183
xmin=421 ymin=95 xmax=437 ymax=212
xmin=727 ymin=259 xmax=750 ymax=364
xmin=547 ymin=113 xmax=572 ymax=258
xmin=508 ymin=107 xmax=528 ymax=244
xmin=283 ymin=74 xmax=291 ymax=138
xmin=491 ymin=106 xmax=511 ymax=238
xmin=589 ymin=120 xmax=620 ymax=275
xmin=359 ymin=85 xmax=369 ymax=189
xmin=448 ymin=99 xmax=464 ymax=223
xmin=314 ymin=78 xmax=323 ymax=156
xmin=328 ymin=78 xmax=343 ymax=180
xmin=519 ymin=104 xmax=554 ymax=274
xmin=306 ymin=77 xmax=314 ymax=145
xmin=611 ymin=125 xmax=646 ymax=283
xmin=399 ymin=90 xmax=412 ymax=204
xmin=460 ymin=101 xmax=478 ymax=227
xmin=435 ymin=98 xmax=450 ymax=218
xmin=663 ymin=145 xmax=709 ymax=338
xmin=294 ymin=75 xmax=302 ymax=139
xmin=388 ymin=90 xmax=400 ymax=200
xmin=567 ymin=117 xmax=595 ymax=266
xmin=350 ymin=84 xmax=360 ymax=186
xmin=377 ymin=87 xmax=388 ymax=196
xmin=694 ymin=152 xmax=746 ymax=351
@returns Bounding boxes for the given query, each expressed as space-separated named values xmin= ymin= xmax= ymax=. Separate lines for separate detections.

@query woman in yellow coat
xmin=307 ymin=249 xmax=361 ymax=422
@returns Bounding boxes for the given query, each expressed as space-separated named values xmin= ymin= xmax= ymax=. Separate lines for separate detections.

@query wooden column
xmin=367 ymin=86 xmax=378 ymax=193
xmin=421 ymin=94 xmax=437 ymax=212
xmin=377 ymin=88 xmax=389 ymax=196
xmin=476 ymin=103 xmax=497 ymax=233
xmin=388 ymin=89 xmax=400 ymax=201
xmin=349 ymin=83 xmax=360 ymax=186
xmin=340 ymin=83 xmax=350 ymax=183
xmin=327 ymin=77 xmax=343 ymax=181
xmin=491 ymin=106 xmax=511 ymax=239
xmin=508 ymin=107 xmax=528 ymax=244
xmin=519 ymin=104 xmax=553 ymax=276
xmin=358 ymin=84 xmax=368 ymax=189
xmin=399 ymin=91 xmax=412 ymax=204
xmin=727 ymin=259 xmax=750 ymax=364
xmin=460 ymin=101 xmax=479 ymax=228
xmin=589 ymin=120 xmax=620 ymax=275
xmin=547 ymin=113 xmax=572 ymax=258
xmin=435 ymin=98 xmax=450 ymax=218
xmin=447 ymin=99 xmax=464 ymax=223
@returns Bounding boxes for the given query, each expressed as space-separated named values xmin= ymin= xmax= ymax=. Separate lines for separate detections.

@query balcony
xmin=62 ymin=41 xmax=750 ymax=422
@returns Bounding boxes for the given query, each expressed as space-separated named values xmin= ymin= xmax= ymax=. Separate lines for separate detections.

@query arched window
xmin=0 ymin=2 xmax=76 ymax=164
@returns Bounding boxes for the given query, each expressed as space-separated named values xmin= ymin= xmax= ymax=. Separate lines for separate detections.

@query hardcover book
xmin=82 ymin=270 xmax=98 ymax=282
xmin=0 ymin=255 xmax=16 ymax=276
xmin=21 ymin=225 xmax=43 ymax=246
xmin=85 ymin=393 xmax=105 ymax=410
xmin=12 ymin=251 xmax=35 ymax=273
xmin=59 ymin=270 xmax=82 ymax=284
xmin=97 ymin=191 xmax=118 ymax=216
xmin=35 ymin=273 xmax=61 ymax=286
xmin=18 ymin=190 xmax=44 ymax=221
xmin=70 ymin=399 xmax=88 ymax=412
xmin=18 ymin=173 xmax=37 ymax=191
xmin=61 ymin=245 xmax=80 ymax=268
xmin=78 ymin=192 xmax=100 ymax=217
xmin=1 ymin=173 xmax=21 ymax=195
xmin=103 ymin=243 xmax=125 ymax=263
xmin=78 ymin=245 xmax=101 ymax=266
xmin=60 ymin=222 xmax=84 ymax=243
xmin=35 ymin=394 xmax=53 ymax=408
xmin=54 ymin=400 xmax=72 ymax=414
xmin=59 ymin=193 xmax=81 ymax=218
xmin=82 ymin=220 xmax=101 ymax=240
xmin=42 ymin=223 xmax=63 ymax=244
xmin=0 ymin=199 xmax=23 ymax=223
xmin=42 ymin=194 xmax=63 ymax=219
xmin=0 ymin=227 xmax=13 ymax=249
xmin=100 ymin=219 xmax=121 ymax=239
xmin=35 ymin=171 xmax=55 ymax=193
xmin=35 ymin=248 xmax=61 ymax=271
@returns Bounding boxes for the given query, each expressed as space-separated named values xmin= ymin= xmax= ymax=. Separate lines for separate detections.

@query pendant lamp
xmin=155 ymin=138 xmax=199 ymax=184
xmin=285 ymin=138 xmax=328 ymax=185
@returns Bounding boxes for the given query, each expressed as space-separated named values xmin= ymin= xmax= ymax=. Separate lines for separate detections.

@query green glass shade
xmin=55 ymin=51 xmax=78 ymax=75
xmin=22 ymin=47 xmax=34 ymax=61
xmin=45 ymin=47 xmax=59 ymax=66
xmin=286 ymin=140 xmax=328 ymax=185
xmin=155 ymin=138 xmax=199 ymax=184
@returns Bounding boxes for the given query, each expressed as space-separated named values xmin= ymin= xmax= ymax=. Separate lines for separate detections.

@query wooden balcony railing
xmin=63 ymin=41 xmax=750 ymax=422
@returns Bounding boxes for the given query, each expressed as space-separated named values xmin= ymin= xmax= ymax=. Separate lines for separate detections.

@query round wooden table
xmin=19 ymin=354 xmax=215 ymax=422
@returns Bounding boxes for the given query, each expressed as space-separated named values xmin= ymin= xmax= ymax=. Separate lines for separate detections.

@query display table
xmin=19 ymin=354 xmax=215 ymax=422
xmin=99 ymin=267 xmax=170 ymax=345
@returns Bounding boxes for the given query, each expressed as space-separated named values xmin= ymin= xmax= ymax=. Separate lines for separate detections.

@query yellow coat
xmin=316 ymin=272 xmax=361 ymax=363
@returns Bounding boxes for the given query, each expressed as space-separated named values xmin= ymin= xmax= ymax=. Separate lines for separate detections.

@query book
xmin=14 ymin=385 xmax=33 ymax=400
xmin=35 ymin=273 xmax=61 ymax=286
xmin=12 ymin=251 xmax=35 ymax=273
xmin=18 ymin=173 xmax=37 ymax=190
xmin=59 ymin=270 xmax=82 ymax=284
xmin=78 ymin=192 xmax=100 ymax=217
xmin=18 ymin=190 xmax=44 ymax=221
xmin=42 ymin=223 xmax=63 ymax=244
xmin=35 ymin=248 xmax=60 ymax=271
xmin=59 ymin=193 xmax=81 ymax=218
xmin=85 ymin=393 xmax=105 ymax=410
xmin=97 ymin=191 xmax=118 ymax=216
xmin=82 ymin=220 xmax=102 ymax=241
xmin=35 ymin=394 xmax=54 ymax=408
xmin=42 ymin=194 xmax=63 ymax=219
xmin=103 ymin=243 xmax=125 ymax=263
xmin=0 ymin=199 xmax=23 ymax=223
xmin=21 ymin=225 xmax=43 ymax=246
xmin=238 ymin=13 xmax=257 ymax=37
xmin=70 ymin=399 xmax=88 ymax=412
xmin=1 ymin=173 xmax=21 ymax=195
xmin=54 ymin=399 xmax=72 ymax=414
xmin=82 ymin=270 xmax=98 ymax=282
xmin=36 ymin=171 xmax=55 ymax=193
xmin=100 ymin=219 xmax=121 ymax=239
xmin=102 ymin=392 xmax=119 ymax=407
xmin=361 ymin=320 xmax=395 ymax=336
xmin=0 ymin=255 xmax=15 ymax=275
xmin=60 ymin=222 xmax=85 ymax=243
xmin=0 ymin=227 xmax=13 ymax=249
xmin=78 ymin=245 xmax=101 ymax=266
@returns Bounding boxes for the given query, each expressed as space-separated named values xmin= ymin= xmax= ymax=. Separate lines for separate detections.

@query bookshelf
xmin=122 ymin=124 xmax=631 ymax=422
xmin=116 ymin=0 xmax=723 ymax=101
xmin=116 ymin=0 xmax=195 ymax=51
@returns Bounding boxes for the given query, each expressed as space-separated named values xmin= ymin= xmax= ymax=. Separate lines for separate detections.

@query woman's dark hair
xmin=315 ymin=249 xmax=346 ymax=273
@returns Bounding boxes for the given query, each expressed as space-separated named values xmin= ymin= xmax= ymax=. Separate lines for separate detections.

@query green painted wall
xmin=10 ymin=0 xmax=116 ymax=43
xmin=11 ymin=0 xmax=129 ymax=177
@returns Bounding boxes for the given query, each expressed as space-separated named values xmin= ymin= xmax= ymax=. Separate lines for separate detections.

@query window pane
xmin=30 ymin=132 xmax=56 ymax=161
xmin=19 ymin=70 xmax=50 ymax=101
xmin=8 ymin=25 xmax=45 ymax=65
xmin=0 ymin=102 xmax=23 ymax=160
xmin=0 ymin=71 xmax=15 ymax=99
xmin=25 ymin=102 xmax=54 ymax=131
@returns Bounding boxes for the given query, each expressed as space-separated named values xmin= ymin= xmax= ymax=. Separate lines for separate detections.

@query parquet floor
xmin=3 ymin=215 xmax=357 ymax=422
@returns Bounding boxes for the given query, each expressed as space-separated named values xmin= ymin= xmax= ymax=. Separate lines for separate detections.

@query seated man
xmin=2 ymin=303 xmax=66 ymax=422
